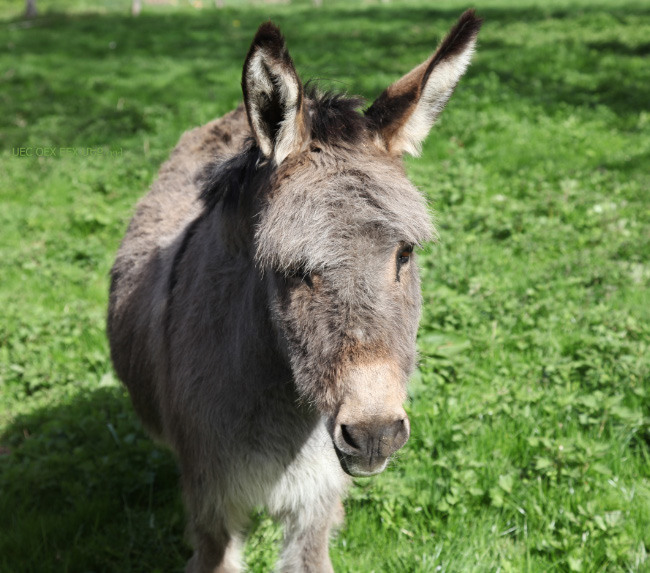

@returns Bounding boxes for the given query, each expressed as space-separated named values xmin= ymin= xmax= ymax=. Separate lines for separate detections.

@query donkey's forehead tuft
xmin=254 ymin=162 xmax=434 ymax=274
xmin=305 ymin=85 xmax=368 ymax=147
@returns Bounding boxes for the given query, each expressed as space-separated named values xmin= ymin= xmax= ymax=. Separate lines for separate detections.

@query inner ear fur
xmin=365 ymin=10 xmax=483 ymax=156
xmin=242 ymin=22 xmax=308 ymax=165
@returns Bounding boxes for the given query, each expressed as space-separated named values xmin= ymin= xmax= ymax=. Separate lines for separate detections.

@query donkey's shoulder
xmin=169 ymin=104 xmax=250 ymax=169
xmin=123 ymin=104 xmax=251 ymax=251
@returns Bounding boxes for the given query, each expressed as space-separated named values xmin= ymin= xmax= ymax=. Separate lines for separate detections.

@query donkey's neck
xmin=194 ymin=208 xmax=302 ymax=396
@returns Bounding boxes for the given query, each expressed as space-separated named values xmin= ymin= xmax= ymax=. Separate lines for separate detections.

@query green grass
xmin=1 ymin=0 xmax=649 ymax=571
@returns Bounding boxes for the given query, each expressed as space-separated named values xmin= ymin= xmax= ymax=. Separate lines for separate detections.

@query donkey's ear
xmin=365 ymin=10 xmax=482 ymax=156
xmin=242 ymin=23 xmax=307 ymax=165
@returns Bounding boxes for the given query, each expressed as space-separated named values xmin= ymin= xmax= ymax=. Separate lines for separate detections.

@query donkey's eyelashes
xmin=301 ymin=272 xmax=314 ymax=289
xmin=285 ymin=266 xmax=315 ymax=289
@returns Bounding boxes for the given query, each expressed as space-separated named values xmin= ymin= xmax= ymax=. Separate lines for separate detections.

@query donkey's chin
xmin=334 ymin=447 xmax=390 ymax=477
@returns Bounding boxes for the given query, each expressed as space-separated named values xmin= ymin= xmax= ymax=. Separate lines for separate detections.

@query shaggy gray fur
xmin=108 ymin=13 xmax=481 ymax=572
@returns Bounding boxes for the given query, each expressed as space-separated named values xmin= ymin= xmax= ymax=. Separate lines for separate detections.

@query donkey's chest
xmin=220 ymin=418 xmax=349 ymax=515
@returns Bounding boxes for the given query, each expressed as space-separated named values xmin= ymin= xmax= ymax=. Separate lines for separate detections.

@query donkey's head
xmin=205 ymin=12 xmax=481 ymax=476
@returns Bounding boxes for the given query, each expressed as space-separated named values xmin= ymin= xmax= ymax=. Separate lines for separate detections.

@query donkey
xmin=108 ymin=10 xmax=481 ymax=572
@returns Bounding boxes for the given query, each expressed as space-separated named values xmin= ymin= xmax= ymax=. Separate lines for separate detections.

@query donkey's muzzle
xmin=333 ymin=418 xmax=410 ymax=477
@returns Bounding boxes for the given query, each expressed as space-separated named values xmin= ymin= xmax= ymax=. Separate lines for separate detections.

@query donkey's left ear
xmin=242 ymin=22 xmax=308 ymax=165
xmin=365 ymin=10 xmax=482 ymax=156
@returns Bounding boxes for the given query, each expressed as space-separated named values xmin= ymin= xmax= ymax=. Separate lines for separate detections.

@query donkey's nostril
xmin=390 ymin=418 xmax=409 ymax=448
xmin=340 ymin=424 xmax=360 ymax=451
xmin=388 ymin=420 xmax=400 ymax=437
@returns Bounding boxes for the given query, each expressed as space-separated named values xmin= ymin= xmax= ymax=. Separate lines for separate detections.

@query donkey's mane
xmin=199 ymin=86 xmax=368 ymax=215
xmin=199 ymin=139 xmax=264 ymax=215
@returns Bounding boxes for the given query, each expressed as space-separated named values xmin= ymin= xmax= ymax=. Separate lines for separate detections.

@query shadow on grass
xmin=0 ymin=387 xmax=188 ymax=573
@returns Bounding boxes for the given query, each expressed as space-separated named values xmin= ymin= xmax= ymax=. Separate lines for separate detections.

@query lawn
xmin=1 ymin=0 xmax=649 ymax=571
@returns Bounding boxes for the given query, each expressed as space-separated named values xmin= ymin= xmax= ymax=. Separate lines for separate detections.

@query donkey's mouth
xmin=333 ymin=445 xmax=390 ymax=477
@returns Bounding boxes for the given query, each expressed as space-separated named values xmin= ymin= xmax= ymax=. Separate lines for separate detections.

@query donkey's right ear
xmin=242 ymin=23 xmax=308 ymax=166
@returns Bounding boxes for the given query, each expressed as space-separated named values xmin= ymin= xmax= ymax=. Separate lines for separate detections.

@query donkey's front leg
xmin=185 ymin=523 xmax=244 ymax=573
xmin=182 ymin=466 xmax=247 ymax=573
xmin=276 ymin=498 xmax=344 ymax=573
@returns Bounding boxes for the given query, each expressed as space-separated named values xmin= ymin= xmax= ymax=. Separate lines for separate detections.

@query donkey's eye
xmin=397 ymin=245 xmax=414 ymax=266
